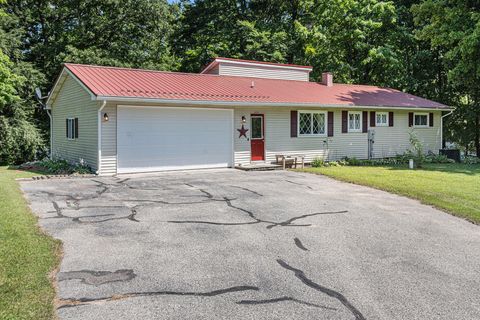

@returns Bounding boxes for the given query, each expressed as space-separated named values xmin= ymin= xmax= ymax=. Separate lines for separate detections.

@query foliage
xmin=0 ymin=47 xmax=45 ymax=164
xmin=412 ymin=0 xmax=480 ymax=156
xmin=0 ymin=166 xmax=61 ymax=319
xmin=20 ymin=158 xmax=93 ymax=175
xmin=0 ymin=117 xmax=46 ymax=164
xmin=405 ymin=130 xmax=426 ymax=167
xmin=310 ymin=157 xmax=347 ymax=167
xmin=464 ymin=156 xmax=480 ymax=165
xmin=342 ymin=153 xmax=454 ymax=167
xmin=300 ymin=163 xmax=480 ymax=223
xmin=424 ymin=154 xmax=455 ymax=164
xmin=311 ymin=157 xmax=325 ymax=167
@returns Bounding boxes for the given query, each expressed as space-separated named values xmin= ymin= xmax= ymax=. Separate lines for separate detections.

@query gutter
xmin=95 ymin=96 xmax=453 ymax=112
xmin=96 ymin=100 xmax=107 ymax=175
xmin=440 ymin=109 xmax=455 ymax=149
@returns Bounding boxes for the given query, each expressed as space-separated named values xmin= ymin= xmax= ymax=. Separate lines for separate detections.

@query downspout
xmin=97 ymin=100 xmax=107 ymax=175
xmin=46 ymin=109 xmax=53 ymax=159
xmin=441 ymin=109 xmax=454 ymax=149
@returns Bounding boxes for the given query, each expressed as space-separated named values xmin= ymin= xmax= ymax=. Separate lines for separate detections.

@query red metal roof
xmin=64 ymin=63 xmax=449 ymax=109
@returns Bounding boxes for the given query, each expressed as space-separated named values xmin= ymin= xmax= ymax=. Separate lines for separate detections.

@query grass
xmin=0 ymin=166 xmax=61 ymax=320
xmin=299 ymin=163 xmax=480 ymax=224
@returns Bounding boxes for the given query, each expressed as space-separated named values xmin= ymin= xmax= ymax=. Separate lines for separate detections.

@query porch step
xmin=235 ymin=163 xmax=283 ymax=171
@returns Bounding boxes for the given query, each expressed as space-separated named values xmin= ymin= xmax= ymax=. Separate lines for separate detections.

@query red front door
xmin=250 ymin=114 xmax=265 ymax=161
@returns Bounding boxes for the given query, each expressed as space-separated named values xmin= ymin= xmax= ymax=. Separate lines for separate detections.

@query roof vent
xmin=321 ymin=72 xmax=333 ymax=87
xmin=251 ymin=81 xmax=255 ymax=88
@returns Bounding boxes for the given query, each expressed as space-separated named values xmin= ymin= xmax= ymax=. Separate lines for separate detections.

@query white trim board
xmin=99 ymin=96 xmax=452 ymax=111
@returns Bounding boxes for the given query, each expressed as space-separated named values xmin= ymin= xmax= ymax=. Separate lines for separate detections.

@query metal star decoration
xmin=237 ymin=124 xmax=249 ymax=138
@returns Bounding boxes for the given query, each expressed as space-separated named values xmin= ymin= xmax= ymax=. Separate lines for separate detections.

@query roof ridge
xmin=64 ymin=63 xmax=338 ymax=85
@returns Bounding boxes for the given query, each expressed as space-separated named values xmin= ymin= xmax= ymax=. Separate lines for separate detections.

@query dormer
xmin=201 ymin=57 xmax=312 ymax=82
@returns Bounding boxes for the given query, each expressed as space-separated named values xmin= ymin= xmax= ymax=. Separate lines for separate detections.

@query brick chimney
xmin=321 ymin=72 xmax=333 ymax=87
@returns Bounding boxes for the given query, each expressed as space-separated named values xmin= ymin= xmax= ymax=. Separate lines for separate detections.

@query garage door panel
xmin=117 ymin=107 xmax=233 ymax=173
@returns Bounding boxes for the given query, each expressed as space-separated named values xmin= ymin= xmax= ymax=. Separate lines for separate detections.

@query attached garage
xmin=117 ymin=106 xmax=233 ymax=173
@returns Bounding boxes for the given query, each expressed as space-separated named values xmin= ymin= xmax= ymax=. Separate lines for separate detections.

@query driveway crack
xmin=236 ymin=296 xmax=336 ymax=310
xmin=277 ymin=259 xmax=366 ymax=320
xmin=57 ymin=285 xmax=259 ymax=309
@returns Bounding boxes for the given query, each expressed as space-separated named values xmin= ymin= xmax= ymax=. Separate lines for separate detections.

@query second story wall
xmin=202 ymin=59 xmax=312 ymax=81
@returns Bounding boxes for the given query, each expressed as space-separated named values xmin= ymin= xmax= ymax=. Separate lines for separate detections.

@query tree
xmin=6 ymin=0 xmax=180 ymax=85
xmin=412 ymin=0 xmax=480 ymax=156
xmin=0 ymin=2 xmax=45 ymax=164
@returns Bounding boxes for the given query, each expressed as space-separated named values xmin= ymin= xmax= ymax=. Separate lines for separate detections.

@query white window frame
xmin=67 ymin=118 xmax=76 ymax=140
xmin=348 ymin=111 xmax=362 ymax=133
xmin=414 ymin=112 xmax=429 ymax=128
xmin=376 ymin=112 xmax=388 ymax=127
xmin=297 ymin=110 xmax=327 ymax=137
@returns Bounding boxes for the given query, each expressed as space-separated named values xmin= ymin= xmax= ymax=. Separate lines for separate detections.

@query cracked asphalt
xmin=20 ymin=169 xmax=480 ymax=320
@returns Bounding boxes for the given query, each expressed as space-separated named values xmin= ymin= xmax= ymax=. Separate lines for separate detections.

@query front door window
xmin=251 ymin=116 xmax=263 ymax=139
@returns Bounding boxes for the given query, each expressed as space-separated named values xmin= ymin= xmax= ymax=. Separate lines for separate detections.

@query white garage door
xmin=117 ymin=106 xmax=233 ymax=173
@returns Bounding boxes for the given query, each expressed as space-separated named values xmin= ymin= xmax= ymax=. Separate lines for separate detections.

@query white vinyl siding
xmin=100 ymin=103 xmax=117 ymax=175
xmin=217 ymin=62 xmax=310 ymax=81
xmin=51 ymin=74 xmax=98 ymax=170
xmin=232 ymin=108 xmax=441 ymax=166
xmin=99 ymin=102 xmax=441 ymax=174
xmin=370 ymin=111 xmax=441 ymax=159
xmin=233 ymin=108 xmax=368 ymax=164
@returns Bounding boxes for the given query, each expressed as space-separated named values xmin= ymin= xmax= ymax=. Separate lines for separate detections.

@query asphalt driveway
xmin=20 ymin=169 xmax=480 ymax=320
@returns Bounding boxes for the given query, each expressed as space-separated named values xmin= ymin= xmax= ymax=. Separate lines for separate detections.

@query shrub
xmin=341 ymin=153 xmax=454 ymax=167
xmin=464 ymin=156 xmax=480 ymax=164
xmin=407 ymin=131 xmax=425 ymax=168
xmin=424 ymin=154 xmax=454 ymax=164
xmin=0 ymin=117 xmax=46 ymax=165
xmin=328 ymin=161 xmax=341 ymax=167
xmin=20 ymin=158 xmax=93 ymax=175
xmin=343 ymin=157 xmax=362 ymax=166
xmin=311 ymin=157 xmax=325 ymax=167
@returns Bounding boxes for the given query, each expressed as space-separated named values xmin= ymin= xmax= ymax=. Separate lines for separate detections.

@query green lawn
xmin=299 ymin=163 xmax=480 ymax=224
xmin=0 ymin=166 xmax=61 ymax=320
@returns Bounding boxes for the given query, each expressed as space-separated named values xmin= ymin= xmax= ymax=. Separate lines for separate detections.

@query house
xmin=45 ymin=57 xmax=451 ymax=175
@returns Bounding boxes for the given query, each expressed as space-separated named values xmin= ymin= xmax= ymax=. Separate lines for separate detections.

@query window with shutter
xmin=414 ymin=113 xmax=428 ymax=127
xmin=66 ymin=118 xmax=76 ymax=140
xmin=297 ymin=111 xmax=327 ymax=136
xmin=348 ymin=111 xmax=362 ymax=132
xmin=375 ymin=112 xmax=388 ymax=126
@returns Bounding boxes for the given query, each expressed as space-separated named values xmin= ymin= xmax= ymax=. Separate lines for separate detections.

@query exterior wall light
xmin=241 ymin=116 xmax=246 ymax=124
xmin=103 ymin=113 xmax=109 ymax=122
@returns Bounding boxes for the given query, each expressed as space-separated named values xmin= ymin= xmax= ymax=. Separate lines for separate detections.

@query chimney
xmin=321 ymin=72 xmax=333 ymax=87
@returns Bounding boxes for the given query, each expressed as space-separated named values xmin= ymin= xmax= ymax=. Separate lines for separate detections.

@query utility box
xmin=439 ymin=149 xmax=461 ymax=162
